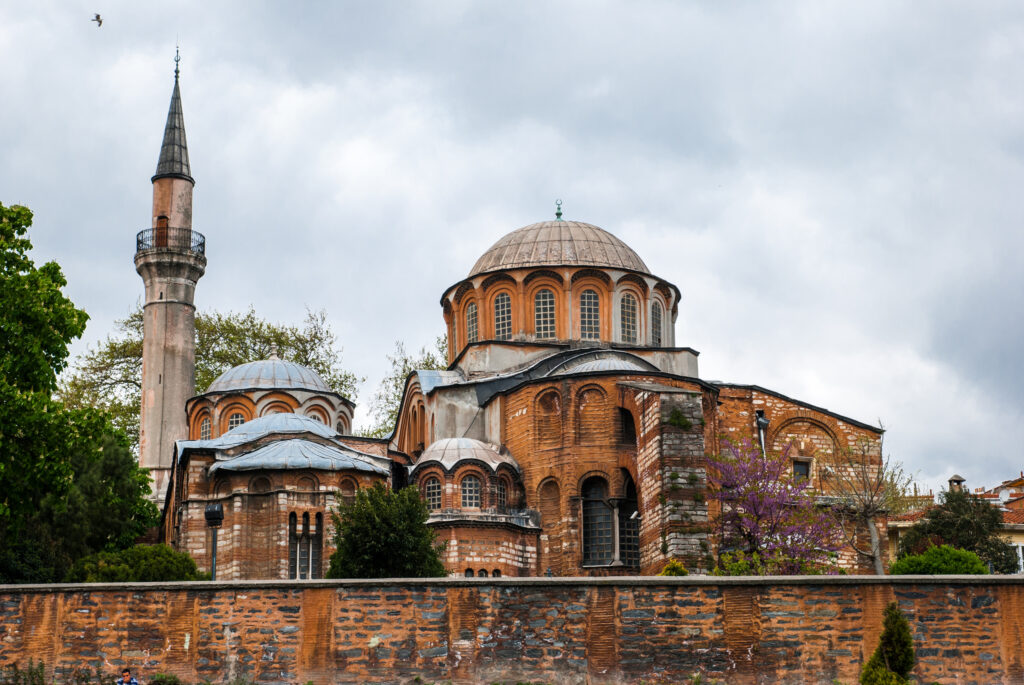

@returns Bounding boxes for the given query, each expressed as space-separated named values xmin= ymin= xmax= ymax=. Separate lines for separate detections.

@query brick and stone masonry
xmin=2 ymin=577 xmax=1023 ymax=684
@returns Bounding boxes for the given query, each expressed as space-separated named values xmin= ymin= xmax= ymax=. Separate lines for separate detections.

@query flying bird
xmin=92 ymin=13 xmax=102 ymax=27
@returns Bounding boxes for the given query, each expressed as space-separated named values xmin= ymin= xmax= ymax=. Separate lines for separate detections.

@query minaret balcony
xmin=136 ymin=227 xmax=206 ymax=256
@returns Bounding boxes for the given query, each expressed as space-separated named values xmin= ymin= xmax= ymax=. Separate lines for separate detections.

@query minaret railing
xmin=136 ymin=227 xmax=206 ymax=255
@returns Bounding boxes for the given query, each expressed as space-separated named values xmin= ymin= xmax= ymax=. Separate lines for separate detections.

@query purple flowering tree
xmin=709 ymin=440 xmax=844 ymax=574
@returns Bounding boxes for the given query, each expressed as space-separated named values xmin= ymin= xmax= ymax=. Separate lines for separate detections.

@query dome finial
xmin=174 ymin=44 xmax=180 ymax=80
xmin=555 ymin=199 xmax=563 ymax=221
xmin=268 ymin=342 xmax=280 ymax=360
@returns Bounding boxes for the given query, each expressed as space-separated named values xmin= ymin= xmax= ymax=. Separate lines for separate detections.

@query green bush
xmin=65 ymin=544 xmax=208 ymax=582
xmin=860 ymin=601 xmax=914 ymax=684
xmin=657 ymin=559 xmax=689 ymax=576
xmin=148 ymin=675 xmax=184 ymax=685
xmin=890 ymin=544 xmax=988 ymax=575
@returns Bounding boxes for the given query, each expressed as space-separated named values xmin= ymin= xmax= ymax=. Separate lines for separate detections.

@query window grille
xmin=581 ymin=478 xmax=613 ymax=565
xmin=620 ymin=293 xmax=638 ymax=343
xmin=466 ymin=302 xmax=478 ymax=343
xmin=534 ymin=289 xmax=556 ymax=339
xmin=228 ymin=412 xmax=245 ymax=429
xmin=651 ymin=301 xmax=663 ymax=346
xmin=494 ymin=293 xmax=512 ymax=340
xmin=461 ymin=475 xmax=481 ymax=508
xmin=580 ymin=290 xmax=600 ymax=340
xmin=200 ymin=417 xmax=211 ymax=440
xmin=424 ymin=477 xmax=442 ymax=511
xmin=496 ymin=480 xmax=507 ymax=508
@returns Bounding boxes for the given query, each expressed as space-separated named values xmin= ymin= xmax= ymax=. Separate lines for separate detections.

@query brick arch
xmin=190 ymin=407 xmax=212 ymax=440
xmin=654 ymin=281 xmax=673 ymax=302
xmin=455 ymin=465 xmax=488 ymax=509
xmin=571 ymin=268 xmax=612 ymax=286
xmin=486 ymin=285 xmax=518 ymax=341
xmin=535 ymin=388 xmax=563 ymax=449
xmin=572 ymin=278 xmax=612 ymax=341
xmin=525 ymin=276 xmax=564 ymax=340
xmin=453 ymin=281 xmax=476 ymax=305
xmin=575 ymin=385 xmax=608 ymax=445
xmin=616 ymin=272 xmax=649 ymax=295
xmin=769 ymin=414 xmax=840 ymax=460
xmin=524 ymin=269 xmax=565 ymax=286
xmin=481 ymin=272 xmax=517 ymax=292
xmin=218 ymin=399 xmax=255 ymax=434
xmin=575 ymin=470 xmax=612 ymax=497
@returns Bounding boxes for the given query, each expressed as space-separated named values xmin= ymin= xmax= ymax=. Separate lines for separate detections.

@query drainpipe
xmin=755 ymin=410 xmax=770 ymax=458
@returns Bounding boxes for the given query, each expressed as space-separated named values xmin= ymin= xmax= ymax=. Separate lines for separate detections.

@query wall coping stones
xmin=2 ymin=574 xmax=1022 ymax=594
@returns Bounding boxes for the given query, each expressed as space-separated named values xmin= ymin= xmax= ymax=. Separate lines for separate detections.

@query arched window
xmin=581 ymin=477 xmax=613 ymax=565
xmin=493 ymin=292 xmax=512 ymax=340
xmin=200 ymin=417 xmax=211 ymax=440
xmin=228 ymin=412 xmax=245 ymax=430
xmin=477 ymin=569 xmax=488 ymax=578
xmin=620 ymin=293 xmax=638 ymax=344
xmin=466 ymin=302 xmax=478 ymax=344
xmin=619 ymin=471 xmax=640 ymax=567
xmin=534 ymin=289 xmax=556 ymax=339
xmin=651 ymin=301 xmax=663 ymax=346
xmin=461 ymin=475 xmax=481 ymax=508
xmin=287 ymin=512 xmax=322 ymax=579
xmin=619 ymin=407 xmax=637 ymax=445
xmin=339 ymin=478 xmax=357 ymax=504
xmin=495 ymin=479 xmax=507 ymax=509
xmin=492 ymin=569 xmax=502 ymax=577
xmin=288 ymin=513 xmax=298 ymax=579
xmin=465 ymin=568 xmax=474 ymax=578
xmin=297 ymin=476 xmax=317 ymax=492
xmin=580 ymin=289 xmax=600 ymax=340
xmin=336 ymin=420 xmax=346 ymax=434
xmin=250 ymin=476 xmax=271 ymax=494
xmin=424 ymin=477 xmax=442 ymax=511
xmin=307 ymin=412 xmax=324 ymax=423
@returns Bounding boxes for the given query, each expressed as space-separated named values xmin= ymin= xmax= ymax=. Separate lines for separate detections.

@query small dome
xmin=411 ymin=437 xmax=520 ymax=474
xmin=469 ymin=220 xmax=650 ymax=277
xmin=206 ymin=357 xmax=333 ymax=395
xmin=219 ymin=412 xmax=338 ymax=441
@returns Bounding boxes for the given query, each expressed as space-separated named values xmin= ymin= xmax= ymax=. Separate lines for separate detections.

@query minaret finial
xmin=269 ymin=343 xmax=280 ymax=360
xmin=555 ymin=199 xmax=563 ymax=221
xmin=174 ymin=45 xmax=180 ymax=80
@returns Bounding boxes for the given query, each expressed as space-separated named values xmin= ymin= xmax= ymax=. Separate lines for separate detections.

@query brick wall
xmin=2 ymin=577 xmax=1022 ymax=685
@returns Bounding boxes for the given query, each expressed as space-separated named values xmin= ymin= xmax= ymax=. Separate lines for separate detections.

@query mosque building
xmin=140 ymin=62 xmax=885 ymax=580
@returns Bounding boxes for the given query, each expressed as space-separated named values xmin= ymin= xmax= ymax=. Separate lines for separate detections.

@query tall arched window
xmin=228 ymin=412 xmax=245 ymax=430
xmin=580 ymin=289 xmax=600 ymax=340
xmin=200 ymin=417 xmax=211 ymax=440
xmin=424 ymin=477 xmax=442 ymax=511
xmin=466 ymin=302 xmax=478 ymax=343
xmin=493 ymin=292 xmax=512 ymax=340
xmin=288 ymin=512 xmax=321 ymax=579
xmin=581 ymin=477 xmax=613 ymax=565
xmin=461 ymin=475 xmax=481 ymax=508
xmin=651 ymin=301 xmax=663 ymax=346
xmin=534 ymin=289 xmax=555 ymax=339
xmin=620 ymin=293 xmax=638 ymax=344
xmin=619 ymin=471 xmax=640 ymax=567
xmin=495 ymin=479 xmax=507 ymax=509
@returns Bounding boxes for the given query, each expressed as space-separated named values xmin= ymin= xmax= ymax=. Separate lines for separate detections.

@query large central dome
xmin=469 ymin=220 xmax=650 ymax=277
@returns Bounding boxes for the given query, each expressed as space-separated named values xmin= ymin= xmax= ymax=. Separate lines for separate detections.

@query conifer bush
xmin=860 ymin=601 xmax=915 ymax=685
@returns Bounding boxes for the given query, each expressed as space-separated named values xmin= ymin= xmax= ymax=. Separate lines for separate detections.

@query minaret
xmin=135 ymin=51 xmax=206 ymax=502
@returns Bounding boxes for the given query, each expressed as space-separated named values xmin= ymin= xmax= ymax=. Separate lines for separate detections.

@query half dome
xmin=469 ymin=220 xmax=649 ymax=277
xmin=206 ymin=358 xmax=333 ymax=395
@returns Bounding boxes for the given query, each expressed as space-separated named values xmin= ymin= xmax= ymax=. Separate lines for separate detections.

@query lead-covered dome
xmin=206 ymin=357 xmax=333 ymax=394
xmin=411 ymin=437 xmax=520 ymax=474
xmin=469 ymin=220 xmax=649 ymax=277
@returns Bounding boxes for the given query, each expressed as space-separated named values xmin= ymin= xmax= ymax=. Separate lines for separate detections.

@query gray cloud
xmin=2 ymin=0 xmax=1023 ymax=494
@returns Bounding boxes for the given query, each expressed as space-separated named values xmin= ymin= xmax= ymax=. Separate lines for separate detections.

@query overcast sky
xmin=3 ymin=1 xmax=1023 ymax=494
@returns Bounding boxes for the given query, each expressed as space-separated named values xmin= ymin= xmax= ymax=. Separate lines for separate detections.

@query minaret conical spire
xmin=152 ymin=48 xmax=193 ymax=183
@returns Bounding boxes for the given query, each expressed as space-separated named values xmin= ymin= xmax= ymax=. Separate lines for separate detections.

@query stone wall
xmin=2 ymin=576 xmax=1023 ymax=685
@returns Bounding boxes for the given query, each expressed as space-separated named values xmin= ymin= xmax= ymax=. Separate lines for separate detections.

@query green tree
xmin=65 ymin=544 xmax=206 ymax=582
xmin=890 ymin=544 xmax=987 ymax=575
xmin=327 ymin=483 xmax=447 ymax=578
xmin=860 ymin=601 xmax=915 ymax=684
xmin=0 ymin=203 xmax=88 ymax=528
xmin=59 ymin=305 xmax=361 ymax=450
xmin=362 ymin=337 xmax=448 ymax=438
xmin=0 ymin=204 xmax=160 ymax=583
xmin=897 ymin=488 xmax=1017 ymax=573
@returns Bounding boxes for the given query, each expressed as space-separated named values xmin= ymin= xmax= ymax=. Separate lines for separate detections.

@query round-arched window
xmin=466 ymin=302 xmax=478 ymax=344
xmin=580 ymin=290 xmax=600 ymax=340
xmin=534 ymin=289 xmax=555 ymax=339
xmin=461 ymin=475 xmax=481 ymax=508
xmin=228 ymin=412 xmax=245 ymax=430
xmin=424 ymin=477 xmax=442 ymax=511
xmin=620 ymin=293 xmax=638 ymax=344
xmin=581 ymin=477 xmax=613 ymax=565
xmin=651 ymin=301 xmax=663 ymax=346
xmin=495 ymin=479 xmax=507 ymax=509
xmin=199 ymin=417 xmax=211 ymax=440
xmin=493 ymin=292 xmax=512 ymax=341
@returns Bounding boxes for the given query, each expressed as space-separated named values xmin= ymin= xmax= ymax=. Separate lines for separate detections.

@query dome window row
xmin=450 ymin=283 xmax=671 ymax=355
